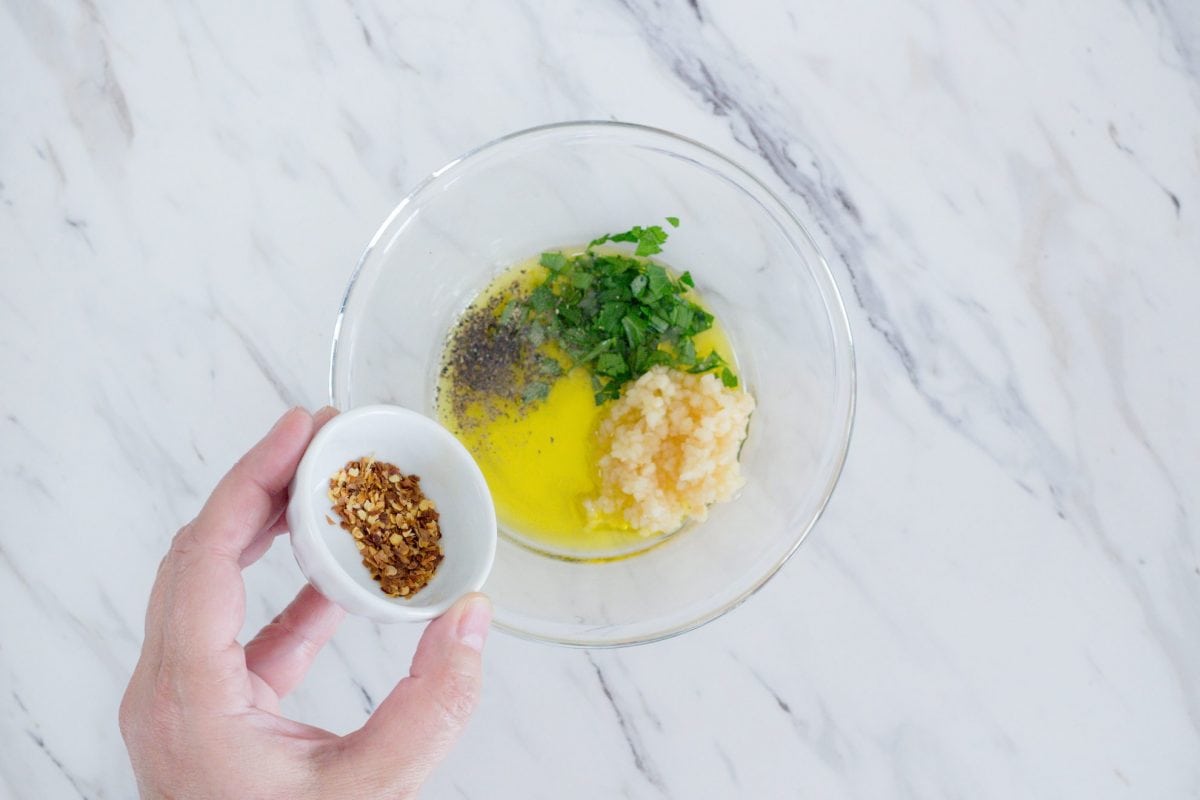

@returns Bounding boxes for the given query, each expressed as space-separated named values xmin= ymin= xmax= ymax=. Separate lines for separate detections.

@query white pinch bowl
xmin=286 ymin=404 xmax=497 ymax=623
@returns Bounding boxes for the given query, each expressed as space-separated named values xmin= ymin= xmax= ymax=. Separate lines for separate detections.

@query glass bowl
xmin=330 ymin=122 xmax=855 ymax=647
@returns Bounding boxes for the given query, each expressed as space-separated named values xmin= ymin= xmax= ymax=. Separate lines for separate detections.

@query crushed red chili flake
xmin=327 ymin=457 xmax=443 ymax=597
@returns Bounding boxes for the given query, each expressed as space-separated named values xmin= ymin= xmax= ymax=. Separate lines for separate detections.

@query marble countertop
xmin=2 ymin=2 xmax=1198 ymax=797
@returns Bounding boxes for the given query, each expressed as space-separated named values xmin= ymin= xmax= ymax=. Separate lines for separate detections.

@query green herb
xmin=522 ymin=381 xmax=550 ymax=403
xmin=537 ymin=356 xmax=564 ymax=378
xmin=511 ymin=219 xmax=738 ymax=403
xmin=588 ymin=219 xmax=674 ymax=257
xmin=540 ymin=252 xmax=567 ymax=272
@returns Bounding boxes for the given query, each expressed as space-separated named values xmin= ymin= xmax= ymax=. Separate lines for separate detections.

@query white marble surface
xmin=2 ymin=1 xmax=1198 ymax=797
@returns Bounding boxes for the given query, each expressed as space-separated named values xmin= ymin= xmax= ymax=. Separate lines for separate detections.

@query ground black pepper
xmin=439 ymin=284 xmax=559 ymax=430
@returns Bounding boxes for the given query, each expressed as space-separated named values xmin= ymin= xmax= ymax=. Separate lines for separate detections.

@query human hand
xmin=120 ymin=408 xmax=492 ymax=799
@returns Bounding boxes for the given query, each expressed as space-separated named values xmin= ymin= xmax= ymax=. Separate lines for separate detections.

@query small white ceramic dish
xmin=286 ymin=404 xmax=497 ymax=622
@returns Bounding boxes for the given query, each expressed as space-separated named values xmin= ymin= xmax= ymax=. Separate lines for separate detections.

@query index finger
xmin=158 ymin=408 xmax=315 ymax=661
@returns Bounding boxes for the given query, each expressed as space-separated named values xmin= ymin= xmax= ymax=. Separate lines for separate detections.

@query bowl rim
xmin=329 ymin=120 xmax=856 ymax=647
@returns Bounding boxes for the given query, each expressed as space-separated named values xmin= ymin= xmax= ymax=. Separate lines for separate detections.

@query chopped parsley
xmin=508 ymin=219 xmax=737 ymax=404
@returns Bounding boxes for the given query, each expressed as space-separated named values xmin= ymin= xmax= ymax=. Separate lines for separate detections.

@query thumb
xmin=341 ymin=593 xmax=491 ymax=795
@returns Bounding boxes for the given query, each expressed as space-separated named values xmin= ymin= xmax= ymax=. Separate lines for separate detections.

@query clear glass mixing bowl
xmin=330 ymin=122 xmax=855 ymax=647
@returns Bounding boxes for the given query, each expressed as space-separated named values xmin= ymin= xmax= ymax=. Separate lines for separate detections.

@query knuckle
xmin=169 ymin=522 xmax=195 ymax=552
xmin=120 ymin=669 xmax=181 ymax=749
xmin=117 ymin=686 xmax=137 ymax=739
xmin=432 ymin=668 xmax=480 ymax=726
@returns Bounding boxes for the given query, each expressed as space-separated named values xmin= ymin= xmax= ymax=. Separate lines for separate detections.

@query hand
xmin=119 ymin=408 xmax=492 ymax=799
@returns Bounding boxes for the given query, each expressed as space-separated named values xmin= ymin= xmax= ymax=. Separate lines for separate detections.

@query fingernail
xmin=317 ymin=405 xmax=338 ymax=416
xmin=457 ymin=594 xmax=492 ymax=652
